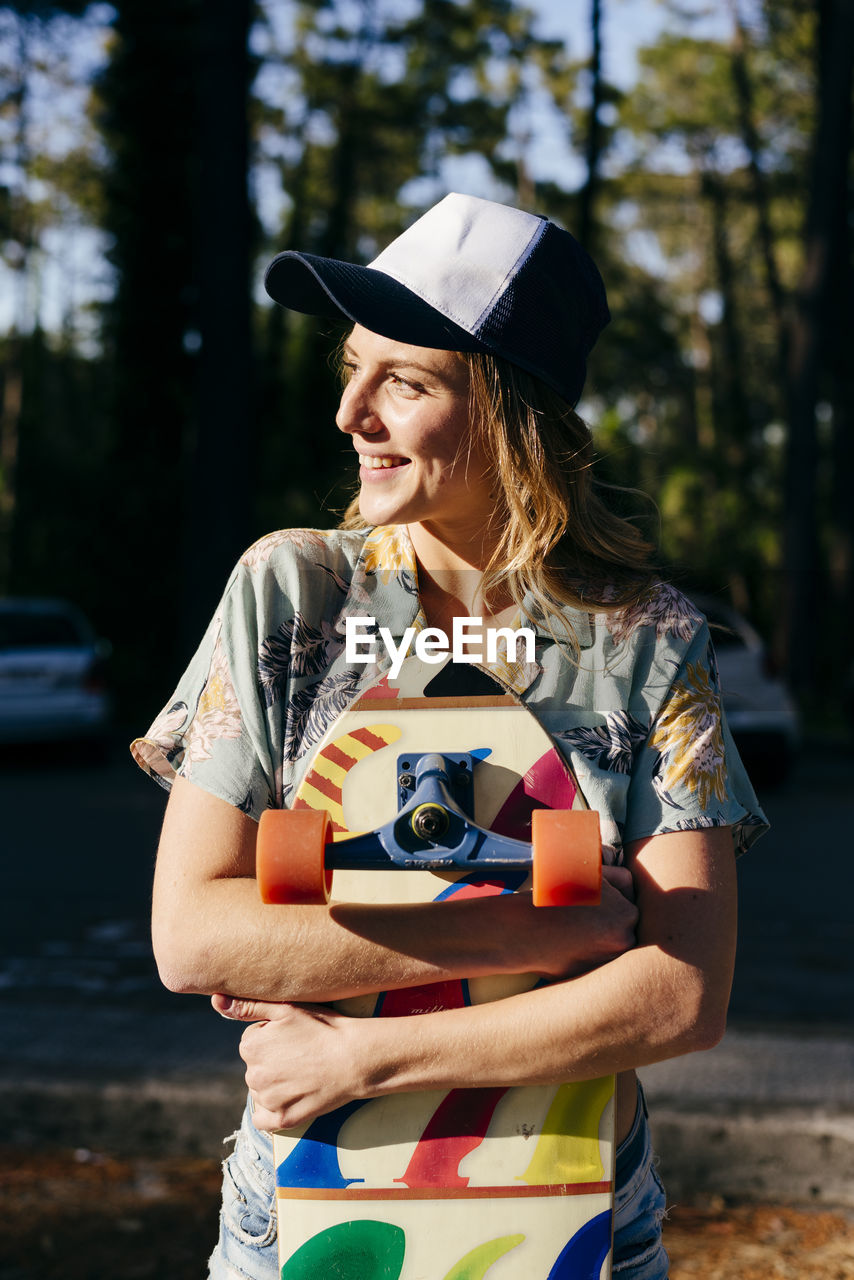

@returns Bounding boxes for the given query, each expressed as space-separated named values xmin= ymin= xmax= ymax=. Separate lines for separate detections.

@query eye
xmin=388 ymin=373 xmax=423 ymax=397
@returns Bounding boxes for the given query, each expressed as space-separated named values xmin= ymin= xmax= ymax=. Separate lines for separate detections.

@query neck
xmin=407 ymin=519 xmax=495 ymax=575
xmin=407 ymin=522 xmax=514 ymax=629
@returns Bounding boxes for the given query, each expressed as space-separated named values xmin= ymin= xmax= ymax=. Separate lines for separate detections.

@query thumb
xmin=211 ymin=993 xmax=285 ymax=1022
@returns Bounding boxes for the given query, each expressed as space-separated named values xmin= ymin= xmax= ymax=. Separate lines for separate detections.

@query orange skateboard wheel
xmin=256 ymin=809 xmax=333 ymax=905
xmin=531 ymin=809 xmax=602 ymax=906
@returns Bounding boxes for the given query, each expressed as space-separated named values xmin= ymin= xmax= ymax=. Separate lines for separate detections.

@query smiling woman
xmin=336 ymin=327 xmax=492 ymax=544
xmin=131 ymin=192 xmax=767 ymax=1280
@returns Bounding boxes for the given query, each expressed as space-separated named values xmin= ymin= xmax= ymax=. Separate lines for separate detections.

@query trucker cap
xmin=264 ymin=192 xmax=610 ymax=406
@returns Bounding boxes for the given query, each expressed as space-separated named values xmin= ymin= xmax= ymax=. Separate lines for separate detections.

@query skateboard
xmin=256 ymin=654 xmax=615 ymax=1280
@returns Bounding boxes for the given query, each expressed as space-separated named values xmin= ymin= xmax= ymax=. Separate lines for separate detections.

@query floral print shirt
xmin=131 ymin=524 xmax=767 ymax=862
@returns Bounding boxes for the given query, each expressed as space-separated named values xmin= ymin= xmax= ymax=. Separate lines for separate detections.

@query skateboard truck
xmin=257 ymin=751 xmax=601 ymax=908
xmin=340 ymin=751 xmax=539 ymax=871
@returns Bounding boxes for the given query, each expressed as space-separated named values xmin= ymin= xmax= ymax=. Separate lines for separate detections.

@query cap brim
xmin=264 ymin=251 xmax=485 ymax=353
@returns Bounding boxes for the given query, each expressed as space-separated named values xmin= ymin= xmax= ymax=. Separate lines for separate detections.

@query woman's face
xmin=336 ymin=325 xmax=495 ymax=541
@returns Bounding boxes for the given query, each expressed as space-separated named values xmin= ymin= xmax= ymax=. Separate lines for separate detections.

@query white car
xmin=0 ymin=598 xmax=112 ymax=747
xmin=691 ymin=593 xmax=799 ymax=779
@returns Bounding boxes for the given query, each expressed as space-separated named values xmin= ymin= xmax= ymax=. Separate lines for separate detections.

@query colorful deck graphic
xmin=271 ymin=656 xmax=614 ymax=1279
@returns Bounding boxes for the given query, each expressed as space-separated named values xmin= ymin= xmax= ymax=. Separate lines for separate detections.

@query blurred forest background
xmin=0 ymin=0 xmax=851 ymax=729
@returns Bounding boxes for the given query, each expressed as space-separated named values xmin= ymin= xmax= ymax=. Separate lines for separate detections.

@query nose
xmin=336 ymin=376 xmax=381 ymax=436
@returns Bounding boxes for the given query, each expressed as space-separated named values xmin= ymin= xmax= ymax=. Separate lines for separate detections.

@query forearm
xmin=350 ymin=943 xmax=726 ymax=1101
xmin=152 ymin=776 xmax=498 ymax=1001
xmin=236 ymin=932 xmax=732 ymax=1133
xmin=152 ymin=777 xmax=636 ymax=1003
xmin=155 ymin=873 xmax=522 ymax=1002
xmin=232 ymin=826 xmax=737 ymax=1133
xmin=347 ymin=826 xmax=737 ymax=1094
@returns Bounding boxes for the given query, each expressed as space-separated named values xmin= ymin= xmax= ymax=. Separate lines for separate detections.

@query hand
xmin=602 ymin=863 xmax=636 ymax=905
xmin=500 ymin=864 xmax=638 ymax=980
xmin=211 ymin=995 xmax=363 ymax=1131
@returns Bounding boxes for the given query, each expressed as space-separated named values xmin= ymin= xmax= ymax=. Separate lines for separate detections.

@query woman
xmin=133 ymin=193 xmax=766 ymax=1279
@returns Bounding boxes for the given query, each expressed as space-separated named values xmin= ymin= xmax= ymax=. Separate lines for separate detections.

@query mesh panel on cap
xmin=473 ymin=223 xmax=608 ymax=404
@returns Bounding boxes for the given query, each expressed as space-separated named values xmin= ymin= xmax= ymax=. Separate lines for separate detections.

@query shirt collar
xmin=522 ymin=593 xmax=594 ymax=650
xmin=335 ymin=525 xmax=423 ymax=635
xmin=334 ymin=524 xmax=593 ymax=696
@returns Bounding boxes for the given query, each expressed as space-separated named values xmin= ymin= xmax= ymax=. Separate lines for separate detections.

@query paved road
xmin=1 ymin=739 xmax=169 ymax=1008
xmin=1 ymin=733 xmax=851 ymax=1025
xmin=727 ymin=741 xmax=854 ymax=1026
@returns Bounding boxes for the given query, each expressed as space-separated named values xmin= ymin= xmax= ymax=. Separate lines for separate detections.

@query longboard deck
xmin=268 ymin=656 xmax=615 ymax=1280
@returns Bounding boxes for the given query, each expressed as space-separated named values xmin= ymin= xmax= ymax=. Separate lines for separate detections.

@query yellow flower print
xmin=650 ymin=661 xmax=726 ymax=809
xmin=361 ymin=525 xmax=417 ymax=581
xmin=185 ymin=635 xmax=242 ymax=765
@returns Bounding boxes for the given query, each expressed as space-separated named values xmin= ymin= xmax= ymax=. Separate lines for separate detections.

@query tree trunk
xmin=98 ymin=0 xmax=213 ymax=714
xmin=0 ymin=350 xmax=22 ymax=594
xmin=0 ymin=20 xmax=35 ymax=593
xmin=184 ymin=0 xmax=254 ymax=648
xmin=783 ymin=0 xmax=854 ymax=700
xmin=821 ymin=1 xmax=854 ymax=713
xmin=703 ymin=168 xmax=751 ymax=470
xmin=577 ymin=0 xmax=604 ymax=250
xmin=727 ymin=0 xmax=788 ymax=365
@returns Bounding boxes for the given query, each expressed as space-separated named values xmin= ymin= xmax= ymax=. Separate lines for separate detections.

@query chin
xmin=358 ymin=493 xmax=412 ymax=529
xmin=359 ymin=500 xmax=393 ymax=528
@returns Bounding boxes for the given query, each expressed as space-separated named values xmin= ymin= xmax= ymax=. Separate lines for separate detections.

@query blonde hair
xmin=338 ymin=347 xmax=656 ymax=651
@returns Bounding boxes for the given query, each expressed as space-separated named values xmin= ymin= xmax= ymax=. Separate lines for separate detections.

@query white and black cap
xmin=264 ymin=192 xmax=610 ymax=407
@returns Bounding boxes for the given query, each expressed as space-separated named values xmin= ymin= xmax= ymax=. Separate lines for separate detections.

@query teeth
xmin=362 ymin=455 xmax=406 ymax=469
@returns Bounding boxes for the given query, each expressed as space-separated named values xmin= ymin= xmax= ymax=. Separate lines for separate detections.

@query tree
xmin=183 ymin=0 xmax=254 ymax=648
xmin=604 ymin=14 xmax=821 ymax=643
xmin=781 ymin=0 xmax=854 ymax=700
xmin=0 ymin=3 xmax=101 ymax=590
xmin=577 ymin=0 xmax=605 ymax=252
xmin=95 ymin=0 xmax=254 ymax=710
xmin=7 ymin=0 xmax=848 ymax=719
xmin=250 ymin=0 xmax=591 ymax=534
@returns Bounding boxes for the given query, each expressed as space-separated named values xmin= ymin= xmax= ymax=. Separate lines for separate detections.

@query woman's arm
xmin=223 ymin=825 xmax=737 ymax=1130
xmin=151 ymin=775 xmax=638 ymax=1002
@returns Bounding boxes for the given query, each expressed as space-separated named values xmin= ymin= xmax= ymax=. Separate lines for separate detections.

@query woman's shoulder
xmin=218 ymin=524 xmax=416 ymax=639
xmin=209 ymin=527 xmax=376 ymax=636
xmin=602 ymin=581 xmax=705 ymax=645
xmin=231 ymin=524 xmax=417 ymax=596
xmin=236 ymin=526 xmax=371 ymax=576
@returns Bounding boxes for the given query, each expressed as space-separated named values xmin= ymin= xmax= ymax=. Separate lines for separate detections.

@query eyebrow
xmin=341 ymin=344 xmax=450 ymax=382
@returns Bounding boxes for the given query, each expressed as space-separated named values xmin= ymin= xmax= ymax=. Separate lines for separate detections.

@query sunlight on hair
xmin=338 ymin=348 xmax=657 ymax=656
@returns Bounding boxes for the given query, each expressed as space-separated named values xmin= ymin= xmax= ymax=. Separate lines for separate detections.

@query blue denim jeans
xmin=208 ymin=1085 xmax=668 ymax=1279
xmin=612 ymin=1082 xmax=669 ymax=1278
xmin=207 ymin=1103 xmax=277 ymax=1280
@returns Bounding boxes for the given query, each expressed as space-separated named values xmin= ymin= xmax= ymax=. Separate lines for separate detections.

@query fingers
xmin=248 ymin=1093 xmax=327 ymax=1132
xmin=602 ymin=865 xmax=636 ymax=902
xmin=211 ymin=993 xmax=281 ymax=1022
xmin=248 ymin=1087 xmax=302 ymax=1132
xmin=249 ymin=1102 xmax=284 ymax=1133
xmin=212 ymin=994 xmax=334 ymax=1023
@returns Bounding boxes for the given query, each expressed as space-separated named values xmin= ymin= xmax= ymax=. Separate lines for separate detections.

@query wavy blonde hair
xmin=338 ymin=347 xmax=656 ymax=649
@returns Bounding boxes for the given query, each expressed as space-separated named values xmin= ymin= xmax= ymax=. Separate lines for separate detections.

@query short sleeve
xmin=130 ymin=526 xmax=410 ymax=822
xmin=624 ymin=620 xmax=768 ymax=855
xmin=130 ymin=554 xmax=291 ymax=821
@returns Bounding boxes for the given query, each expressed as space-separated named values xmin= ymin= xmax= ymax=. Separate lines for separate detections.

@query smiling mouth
xmin=360 ymin=455 xmax=410 ymax=470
